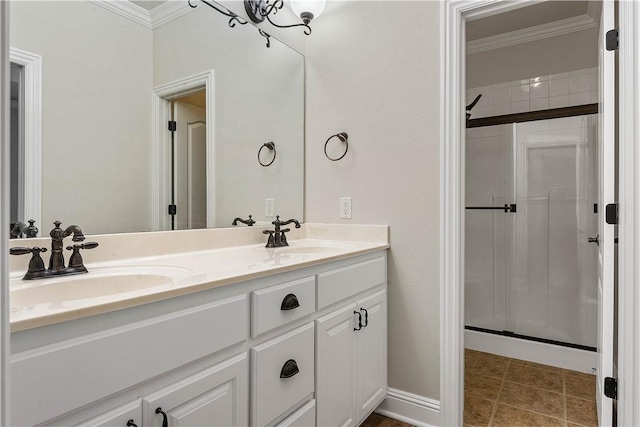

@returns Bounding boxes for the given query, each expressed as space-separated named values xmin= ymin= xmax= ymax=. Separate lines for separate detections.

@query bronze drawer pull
xmin=281 ymin=293 xmax=300 ymax=310
xmin=280 ymin=359 xmax=300 ymax=378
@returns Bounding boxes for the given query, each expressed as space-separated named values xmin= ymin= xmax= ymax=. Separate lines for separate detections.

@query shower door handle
xmin=588 ymin=235 xmax=600 ymax=246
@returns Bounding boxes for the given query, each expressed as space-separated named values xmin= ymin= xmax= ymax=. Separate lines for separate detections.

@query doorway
xmin=171 ymin=90 xmax=207 ymax=230
xmin=151 ymin=70 xmax=215 ymax=232
xmin=440 ymin=1 xmax=621 ymax=426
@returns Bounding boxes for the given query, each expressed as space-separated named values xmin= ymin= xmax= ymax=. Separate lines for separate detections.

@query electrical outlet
xmin=265 ymin=198 xmax=274 ymax=217
xmin=340 ymin=197 xmax=352 ymax=219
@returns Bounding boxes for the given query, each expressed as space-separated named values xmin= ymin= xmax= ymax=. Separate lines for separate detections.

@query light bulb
xmin=290 ymin=0 xmax=326 ymax=24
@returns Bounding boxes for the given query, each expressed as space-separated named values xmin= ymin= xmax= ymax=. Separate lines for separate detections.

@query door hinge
xmin=168 ymin=121 xmax=177 ymax=132
xmin=606 ymin=29 xmax=619 ymax=51
xmin=604 ymin=377 xmax=617 ymax=399
xmin=168 ymin=204 xmax=177 ymax=215
xmin=606 ymin=203 xmax=618 ymax=225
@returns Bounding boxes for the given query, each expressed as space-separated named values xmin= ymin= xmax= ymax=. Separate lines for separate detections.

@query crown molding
xmin=88 ymin=0 xmax=196 ymax=30
xmin=150 ymin=1 xmax=194 ymax=29
xmin=88 ymin=0 xmax=153 ymax=28
xmin=467 ymin=14 xmax=599 ymax=55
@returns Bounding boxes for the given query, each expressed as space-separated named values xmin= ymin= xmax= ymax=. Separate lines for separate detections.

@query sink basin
xmin=10 ymin=265 xmax=192 ymax=309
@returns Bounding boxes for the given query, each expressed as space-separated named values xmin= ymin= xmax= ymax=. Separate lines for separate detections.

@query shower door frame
xmin=441 ymin=1 xmax=640 ymax=427
xmin=464 ymin=112 xmax=599 ymax=350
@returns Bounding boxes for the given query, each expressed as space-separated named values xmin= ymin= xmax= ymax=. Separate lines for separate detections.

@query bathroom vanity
xmin=8 ymin=224 xmax=388 ymax=426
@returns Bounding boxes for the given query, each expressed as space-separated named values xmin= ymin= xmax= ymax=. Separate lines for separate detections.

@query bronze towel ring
xmin=258 ymin=141 xmax=276 ymax=167
xmin=324 ymin=132 xmax=349 ymax=161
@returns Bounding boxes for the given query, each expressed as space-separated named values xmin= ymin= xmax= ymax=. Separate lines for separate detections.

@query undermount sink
xmin=10 ymin=265 xmax=192 ymax=309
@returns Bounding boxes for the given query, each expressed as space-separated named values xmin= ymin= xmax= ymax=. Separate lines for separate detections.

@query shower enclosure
xmin=465 ymin=114 xmax=598 ymax=350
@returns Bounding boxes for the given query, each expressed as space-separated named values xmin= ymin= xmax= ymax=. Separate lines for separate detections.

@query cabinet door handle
xmin=280 ymin=359 xmax=300 ymax=378
xmin=360 ymin=308 xmax=369 ymax=327
xmin=126 ymin=420 xmax=138 ymax=427
xmin=155 ymin=407 xmax=168 ymax=427
xmin=354 ymin=310 xmax=363 ymax=331
xmin=280 ymin=293 xmax=300 ymax=310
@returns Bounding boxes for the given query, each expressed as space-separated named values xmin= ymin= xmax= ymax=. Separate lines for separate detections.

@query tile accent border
xmin=376 ymin=388 xmax=441 ymax=427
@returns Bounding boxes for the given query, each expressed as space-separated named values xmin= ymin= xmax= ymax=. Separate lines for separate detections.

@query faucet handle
xmin=65 ymin=242 xmax=98 ymax=270
xmin=25 ymin=220 xmax=38 ymax=238
xmin=66 ymin=242 xmax=99 ymax=250
xmin=10 ymin=246 xmax=48 ymax=256
xmin=10 ymin=247 xmax=48 ymax=279
xmin=262 ymin=230 xmax=276 ymax=248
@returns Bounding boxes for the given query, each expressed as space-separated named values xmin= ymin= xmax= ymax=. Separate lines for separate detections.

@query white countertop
xmin=9 ymin=224 xmax=389 ymax=332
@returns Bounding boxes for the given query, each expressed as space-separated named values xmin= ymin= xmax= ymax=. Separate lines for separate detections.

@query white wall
xmin=9 ymin=1 xmax=153 ymax=235
xmin=305 ymin=1 xmax=441 ymax=399
xmin=467 ymin=28 xmax=599 ymax=89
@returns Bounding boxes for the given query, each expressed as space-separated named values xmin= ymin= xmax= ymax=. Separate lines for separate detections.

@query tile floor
xmin=361 ymin=349 xmax=597 ymax=427
xmin=464 ymin=349 xmax=598 ymax=427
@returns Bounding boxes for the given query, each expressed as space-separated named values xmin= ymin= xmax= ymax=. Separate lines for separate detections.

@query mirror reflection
xmin=9 ymin=0 xmax=304 ymax=237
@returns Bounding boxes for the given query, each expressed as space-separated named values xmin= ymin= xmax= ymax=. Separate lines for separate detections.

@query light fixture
xmin=243 ymin=0 xmax=325 ymax=35
xmin=290 ymin=0 xmax=326 ymax=25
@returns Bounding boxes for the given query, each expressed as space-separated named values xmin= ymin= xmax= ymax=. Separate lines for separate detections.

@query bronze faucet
xmin=232 ymin=215 xmax=256 ymax=226
xmin=10 ymin=221 xmax=98 ymax=280
xmin=263 ymin=215 xmax=301 ymax=247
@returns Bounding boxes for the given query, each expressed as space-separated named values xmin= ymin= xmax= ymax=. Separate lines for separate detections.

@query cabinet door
xmin=355 ymin=289 xmax=387 ymax=422
xmin=143 ymin=353 xmax=248 ymax=427
xmin=71 ymin=400 xmax=142 ymax=427
xmin=315 ymin=302 xmax=357 ymax=427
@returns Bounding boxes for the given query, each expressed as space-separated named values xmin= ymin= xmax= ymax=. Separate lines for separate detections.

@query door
xmin=597 ymin=0 xmax=615 ymax=424
xmin=355 ymin=289 xmax=387 ymax=422
xmin=173 ymin=101 xmax=206 ymax=230
xmin=315 ymin=302 xmax=357 ymax=427
xmin=512 ymin=116 xmax=598 ymax=347
xmin=143 ymin=353 xmax=248 ymax=427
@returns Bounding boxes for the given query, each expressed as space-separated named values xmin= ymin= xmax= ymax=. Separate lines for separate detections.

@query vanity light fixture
xmin=244 ymin=0 xmax=326 ymax=35
xmin=188 ymin=0 xmax=248 ymax=28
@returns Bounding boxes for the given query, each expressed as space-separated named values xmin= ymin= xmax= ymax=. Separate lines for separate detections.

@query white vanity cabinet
xmin=315 ymin=255 xmax=387 ymax=426
xmin=316 ymin=289 xmax=387 ymax=426
xmin=10 ymin=250 xmax=387 ymax=427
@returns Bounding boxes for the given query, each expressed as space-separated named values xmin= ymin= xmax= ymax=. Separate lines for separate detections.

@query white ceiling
xmin=466 ymin=1 xmax=599 ymax=41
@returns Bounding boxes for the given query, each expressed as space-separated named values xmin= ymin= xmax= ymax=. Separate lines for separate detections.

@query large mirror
xmin=8 ymin=0 xmax=304 ymax=236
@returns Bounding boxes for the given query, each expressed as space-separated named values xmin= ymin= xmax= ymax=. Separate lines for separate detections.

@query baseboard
xmin=465 ymin=329 xmax=598 ymax=374
xmin=375 ymin=388 xmax=440 ymax=427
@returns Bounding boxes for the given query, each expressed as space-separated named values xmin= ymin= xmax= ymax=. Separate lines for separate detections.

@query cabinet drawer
xmin=317 ymin=256 xmax=386 ymax=309
xmin=251 ymin=323 xmax=314 ymax=426
xmin=72 ymin=399 xmax=142 ymax=427
xmin=251 ymin=276 xmax=315 ymax=337
xmin=277 ymin=399 xmax=316 ymax=427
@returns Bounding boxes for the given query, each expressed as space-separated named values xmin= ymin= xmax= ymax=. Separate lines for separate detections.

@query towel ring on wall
xmin=258 ymin=141 xmax=276 ymax=167
xmin=324 ymin=132 xmax=349 ymax=161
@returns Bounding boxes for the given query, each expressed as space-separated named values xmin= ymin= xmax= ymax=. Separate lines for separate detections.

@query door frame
xmin=9 ymin=47 xmax=41 ymax=231
xmin=151 ymin=70 xmax=215 ymax=231
xmin=615 ymin=2 xmax=640 ymax=425
xmin=1 ymin=2 xmax=11 ymax=425
xmin=440 ymin=1 xmax=640 ymax=426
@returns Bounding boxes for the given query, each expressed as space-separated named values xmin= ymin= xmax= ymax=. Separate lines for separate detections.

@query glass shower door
xmin=512 ymin=115 xmax=598 ymax=348
xmin=465 ymin=124 xmax=515 ymax=332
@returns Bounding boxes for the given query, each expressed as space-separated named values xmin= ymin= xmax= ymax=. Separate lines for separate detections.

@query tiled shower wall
xmin=467 ymin=67 xmax=598 ymax=119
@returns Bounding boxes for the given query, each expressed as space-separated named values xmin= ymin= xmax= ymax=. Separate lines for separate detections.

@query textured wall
xmin=304 ymin=1 xmax=441 ymax=399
